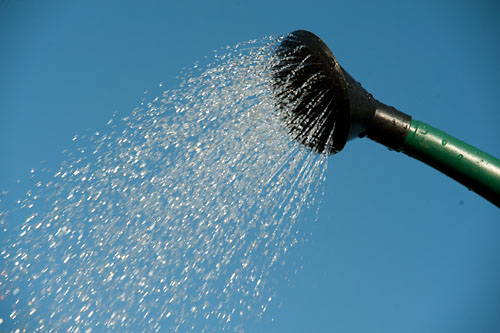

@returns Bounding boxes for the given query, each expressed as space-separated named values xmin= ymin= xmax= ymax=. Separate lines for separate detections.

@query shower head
xmin=272 ymin=30 xmax=410 ymax=155
xmin=272 ymin=30 xmax=350 ymax=154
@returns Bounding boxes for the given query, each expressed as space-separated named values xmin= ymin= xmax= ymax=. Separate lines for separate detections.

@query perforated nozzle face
xmin=272 ymin=30 xmax=350 ymax=154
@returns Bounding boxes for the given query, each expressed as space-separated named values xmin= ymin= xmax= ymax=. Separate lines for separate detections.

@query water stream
xmin=0 ymin=37 xmax=328 ymax=332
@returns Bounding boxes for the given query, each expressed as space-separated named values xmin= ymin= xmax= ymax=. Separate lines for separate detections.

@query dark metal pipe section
xmin=367 ymin=103 xmax=412 ymax=151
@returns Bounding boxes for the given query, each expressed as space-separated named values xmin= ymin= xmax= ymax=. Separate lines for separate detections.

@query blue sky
xmin=1 ymin=1 xmax=499 ymax=332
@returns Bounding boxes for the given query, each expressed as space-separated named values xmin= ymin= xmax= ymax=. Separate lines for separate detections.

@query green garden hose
xmin=403 ymin=120 xmax=500 ymax=206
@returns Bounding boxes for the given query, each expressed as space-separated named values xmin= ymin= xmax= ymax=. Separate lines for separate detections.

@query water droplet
xmin=441 ymin=139 xmax=447 ymax=146
xmin=457 ymin=154 xmax=463 ymax=160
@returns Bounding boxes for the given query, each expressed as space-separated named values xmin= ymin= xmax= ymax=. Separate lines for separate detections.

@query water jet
xmin=1 ymin=38 xmax=329 ymax=331
xmin=272 ymin=30 xmax=500 ymax=207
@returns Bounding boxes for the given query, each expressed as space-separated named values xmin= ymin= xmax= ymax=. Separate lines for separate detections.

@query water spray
xmin=272 ymin=30 xmax=500 ymax=207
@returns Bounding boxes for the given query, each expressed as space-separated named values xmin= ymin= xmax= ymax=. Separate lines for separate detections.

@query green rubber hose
xmin=402 ymin=120 xmax=500 ymax=207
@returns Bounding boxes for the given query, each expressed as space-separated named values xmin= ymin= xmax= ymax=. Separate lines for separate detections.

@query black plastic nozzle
xmin=272 ymin=30 xmax=411 ymax=154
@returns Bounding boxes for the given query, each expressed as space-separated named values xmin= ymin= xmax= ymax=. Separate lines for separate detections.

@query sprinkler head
xmin=272 ymin=30 xmax=500 ymax=208
xmin=272 ymin=30 xmax=410 ymax=154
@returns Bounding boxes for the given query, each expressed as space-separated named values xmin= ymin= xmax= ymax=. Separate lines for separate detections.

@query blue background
xmin=1 ymin=0 xmax=499 ymax=332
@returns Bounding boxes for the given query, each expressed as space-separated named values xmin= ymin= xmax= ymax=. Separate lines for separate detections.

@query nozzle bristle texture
xmin=272 ymin=30 xmax=350 ymax=154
